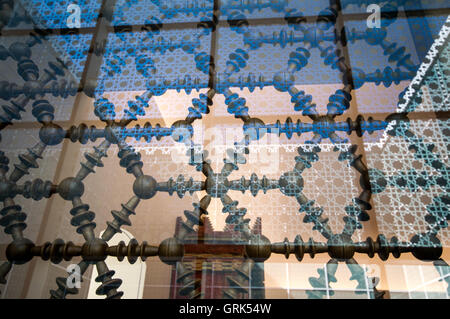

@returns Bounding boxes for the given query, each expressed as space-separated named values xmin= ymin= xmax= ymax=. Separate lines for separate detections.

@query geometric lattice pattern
xmin=0 ymin=0 xmax=449 ymax=300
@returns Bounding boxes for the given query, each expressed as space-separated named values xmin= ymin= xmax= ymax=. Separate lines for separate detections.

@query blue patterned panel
xmin=218 ymin=0 xmax=330 ymax=20
xmin=113 ymin=0 xmax=214 ymax=25
xmin=345 ymin=16 xmax=421 ymax=75
xmin=10 ymin=0 xmax=102 ymax=29
xmin=404 ymin=0 xmax=450 ymax=11
xmin=46 ymin=33 xmax=93 ymax=81
xmin=216 ymin=23 xmax=342 ymax=86
xmin=342 ymin=0 xmax=450 ymax=14
xmin=96 ymin=28 xmax=211 ymax=94
xmin=426 ymin=15 xmax=450 ymax=40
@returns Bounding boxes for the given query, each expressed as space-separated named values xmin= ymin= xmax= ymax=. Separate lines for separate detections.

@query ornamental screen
xmin=0 ymin=0 xmax=449 ymax=299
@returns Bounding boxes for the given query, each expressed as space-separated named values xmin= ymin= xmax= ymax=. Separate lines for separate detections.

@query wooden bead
xmin=245 ymin=235 xmax=271 ymax=261
xmin=411 ymin=234 xmax=442 ymax=261
xmin=81 ymin=238 xmax=108 ymax=262
xmin=158 ymin=238 xmax=184 ymax=265
xmin=6 ymin=238 xmax=34 ymax=265
xmin=327 ymin=234 xmax=355 ymax=260
xmin=133 ymin=175 xmax=157 ymax=199
xmin=58 ymin=177 xmax=84 ymax=200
